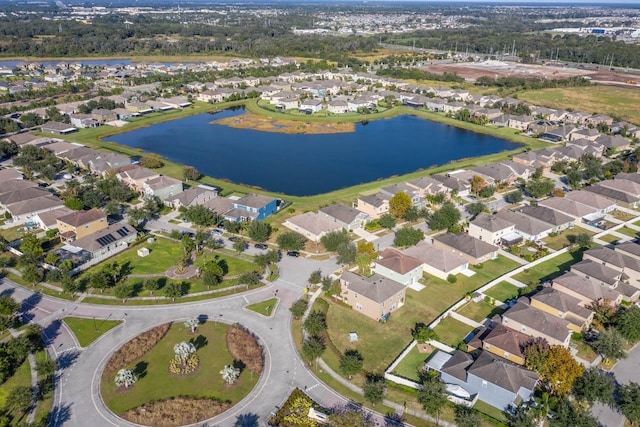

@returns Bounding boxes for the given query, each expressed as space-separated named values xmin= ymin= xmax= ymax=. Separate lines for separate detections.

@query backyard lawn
xmin=415 ymin=255 xmax=520 ymax=315
xmin=484 ymin=281 xmax=520 ymax=302
xmin=457 ymin=300 xmax=502 ymax=323
xmin=0 ymin=225 xmax=27 ymax=243
xmin=616 ymin=226 xmax=638 ymax=238
xmin=542 ymin=228 xmax=595 ymax=251
xmin=63 ymin=316 xmax=123 ymax=347
xmin=245 ymin=297 xmax=278 ymax=317
xmin=391 ymin=345 xmax=432 ymax=382
xmin=598 ymin=234 xmax=621 ymax=244
xmin=572 ymin=338 xmax=598 ymax=363
xmin=433 ymin=317 xmax=475 ymax=347
xmin=101 ymin=322 xmax=257 ymax=415
xmin=513 ymin=250 xmax=584 ymax=285
xmin=610 ymin=210 xmax=638 ymax=222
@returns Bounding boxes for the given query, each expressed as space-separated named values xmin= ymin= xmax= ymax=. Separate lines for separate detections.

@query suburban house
xmin=41 ymin=121 xmax=77 ymax=135
xmin=380 ymin=183 xmax=422 ymax=207
xmin=517 ymin=206 xmax=575 ymax=233
xmin=373 ymin=248 xmax=424 ymax=287
xmin=227 ymin=194 xmax=279 ymax=222
xmin=584 ymin=184 xmax=640 ymax=208
xmin=164 ymin=185 xmax=219 ymax=209
xmin=432 ymin=233 xmax=499 ymax=265
xmin=56 ymin=208 xmax=108 ymax=242
xmin=529 ymin=287 xmax=594 ymax=332
xmin=33 ymin=207 xmax=74 ymax=231
xmin=319 ymin=203 xmax=371 ymax=230
xmin=299 ymin=99 xmax=323 ymax=114
xmin=403 ymin=241 xmax=469 ymax=280
xmin=426 ymin=350 xmax=538 ymax=411
xmin=583 ymin=246 xmax=640 ymax=285
xmin=495 ymin=210 xmax=554 ymax=241
xmin=338 ymin=271 xmax=406 ymax=321
xmin=501 ymin=299 xmax=573 ymax=347
xmin=355 ymin=192 xmax=391 ymax=219
xmin=327 ymin=100 xmax=349 ymax=114
xmin=116 ymin=165 xmax=161 ymax=193
xmin=283 ymin=212 xmax=341 ymax=243
xmin=570 ymin=259 xmax=640 ymax=301
xmin=616 ymin=242 xmax=640 ymax=263
xmin=467 ymin=324 xmax=532 ymax=366
xmin=6 ymin=196 xmax=64 ymax=225
xmin=538 ymin=197 xmax=599 ymax=222
xmin=468 ymin=213 xmax=518 ymax=246
xmin=142 ymin=176 xmax=184 ymax=200
xmin=564 ymin=190 xmax=616 ymax=216
xmin=64 ymin=221 xmax=137 ymax=262
xmin=407 ymin=176 xmax=449 ymax=198
xmin=552 ymin=272 xmax=623 ymax=307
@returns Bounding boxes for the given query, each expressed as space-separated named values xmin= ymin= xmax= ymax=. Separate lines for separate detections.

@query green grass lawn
xmin=0 ymin=226 xmax=27 ymax=242
xmin=433 ymin=317 xmax=475 ymax=348
xmin=513 ymin=250 xmax=584 ymax=285
xmin=457 ymin=300 xmax=503 ymax=323
xmin=391 ymin=345 xmax=433 ymax=382
xmin=542 ymin=228 xmax=595 ymax=251
xmin=101 ymin=322 xmax=257 ymax=415
xmin=484 ymin=281 xmax=520 ymax=302
xmin=245 ymin=297 xmax=277 ymax=317
xmin=0 ymin=358 xmax=31 ymax=423
xmin=518 ymin=85 xmax=640 ymax=125
xmin=415 ymin=255 xmax=521 ymax=316
xmin=572 ymin=338 xmax=598 ymax=363
xmin=33 ymin=350 xmax=53 ymax=425
xmin=598 ymin=234 xmax=621 ymax=244
xmin=474 ymin=399 xmax=507 ymax=423
xmin=617 ymin=226 xmax=638 ymax=238
xmin=610 ymin=210 xmax=638 ymax=222
xmin=105 ymin=237 xmax=183 ymax=275
xmin=63 ymin=316 xmax=122 ymax=347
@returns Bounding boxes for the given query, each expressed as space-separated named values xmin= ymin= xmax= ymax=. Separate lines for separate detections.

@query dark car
xmin=286 ymin=251 xmax=300 ymax=257
xmin=254 ymin=243 xmax=268 ymax=250
xmin=228 ymin=236 xmax=239 ymax=242
xmin=37 ymin=182 xmax=49 ymax=188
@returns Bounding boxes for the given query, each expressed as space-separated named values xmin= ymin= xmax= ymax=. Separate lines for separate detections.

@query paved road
xmin=0 ymin=255 xmax=406 ymax=427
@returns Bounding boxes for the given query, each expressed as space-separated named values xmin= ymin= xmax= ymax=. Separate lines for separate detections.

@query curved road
xmin=1 ymin=255 xmax=369 ymax=427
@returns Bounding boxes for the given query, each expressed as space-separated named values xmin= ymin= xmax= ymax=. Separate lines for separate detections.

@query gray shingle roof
xmin=340 ymin=271 xmax=405 ymax=304
xmin=435 ymin=233 xmax=498 ymax=259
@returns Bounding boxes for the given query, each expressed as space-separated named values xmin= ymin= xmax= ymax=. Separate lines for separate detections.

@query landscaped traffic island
xmin=100 ymin=321 xmax=263 ymax=427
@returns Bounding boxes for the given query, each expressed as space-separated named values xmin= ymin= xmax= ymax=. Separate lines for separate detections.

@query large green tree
xmin=429 ymin=202 xmax=461 ymax=230
xmin=389 ymin=192 xmax=412 ymax=218
xmin=247 ymin=221 xmax=272 ymax=242
xmin=277 ymin=231 xmax=306 ymax=251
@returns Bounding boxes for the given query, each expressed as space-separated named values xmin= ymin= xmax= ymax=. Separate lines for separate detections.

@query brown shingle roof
xmin=376 ymin=248 xmax=423 ymax=275
xmin=57 ymin=208 xmax=106 ymax=227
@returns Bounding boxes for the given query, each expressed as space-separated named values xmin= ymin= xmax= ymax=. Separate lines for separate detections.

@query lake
xmin=107 ymin=108 xmax=521 ymax=196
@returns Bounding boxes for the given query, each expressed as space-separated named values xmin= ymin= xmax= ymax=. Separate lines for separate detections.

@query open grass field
xmin=518 ymin=85 xmax=640 ymax=125
xmin=245 ymin=297 xmax=277 ymax=317
xmin=513 ymin=250 xmax=584 ymax=285
xmin=433 ymin=317 xmax=475 ymax=347
xmin=457 ymin=300 xmax=502 ymax=323
xmin=63 ymin=316 xmax=122 ymax=348
xmin=542 ymin=228 xmax=596 ymax=251
xmin=484 ymin=281 xmax=520 ymax=302
xmin=101 ymin=322 xmax=257 ymax=415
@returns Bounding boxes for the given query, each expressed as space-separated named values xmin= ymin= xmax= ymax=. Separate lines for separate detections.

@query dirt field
xmin=213 ymin=112 xmax=355 ymax=134
xmin=423 ymin=60 xmax=593 ymax=82
xmin=422 ymin=60 xmax=640 ymax=90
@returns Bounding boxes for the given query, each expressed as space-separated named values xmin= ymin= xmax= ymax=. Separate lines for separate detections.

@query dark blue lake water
xmin=107 ymin=109 xmax=520 ymax=196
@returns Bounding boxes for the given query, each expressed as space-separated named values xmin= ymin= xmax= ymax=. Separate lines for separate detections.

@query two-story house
xmin=56 ymin=208 xmax=108 ymax=242
xmin=338 ymin=271 xmax=406 ymax=321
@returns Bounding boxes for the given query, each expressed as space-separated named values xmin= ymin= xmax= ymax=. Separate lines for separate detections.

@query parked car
xmin=286 ymin=251 xmax=300 ymax=257
xmin=228 ymin=236 xmax=239 ymax=242
xmin=254 ymin=243 xmax=268 ymax=250
xmin=212 ymin=229 xmax=223 ymax=235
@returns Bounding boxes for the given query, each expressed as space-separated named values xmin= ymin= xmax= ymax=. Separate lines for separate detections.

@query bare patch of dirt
xmin=122 ymin=397 xmax=231 ymax=427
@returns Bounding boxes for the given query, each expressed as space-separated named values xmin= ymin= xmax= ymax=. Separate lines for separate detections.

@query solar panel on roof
xmin=116 ymin=228 xmax=128 ymax=237
xmin=96 ymin=234 xmax=116 ymax=247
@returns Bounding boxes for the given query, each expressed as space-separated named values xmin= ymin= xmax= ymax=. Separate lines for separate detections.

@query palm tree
xmin=114 ymin=369 xmax=137 ymax=389
xmin=174 ymin=341 xmax=196 ymax=365
xmin=220 ymin=365 xmax=241 ymax=385
xmin=184 ymin=318 xmax=199 ymax=334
